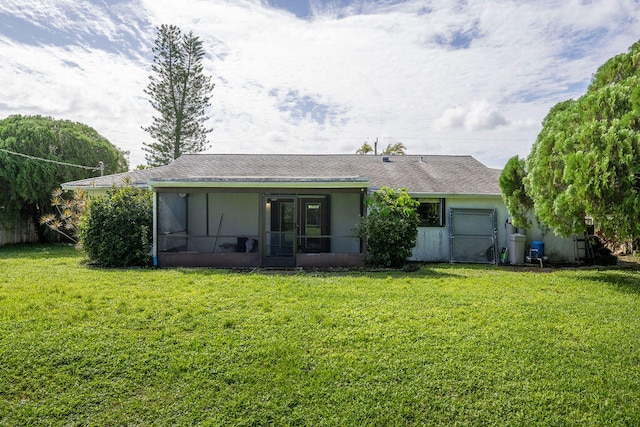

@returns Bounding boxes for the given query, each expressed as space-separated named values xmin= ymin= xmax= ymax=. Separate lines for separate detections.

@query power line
xmin=0 ymin=148 xmax=104 ymax=175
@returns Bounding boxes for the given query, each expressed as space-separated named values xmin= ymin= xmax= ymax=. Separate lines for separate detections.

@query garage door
xmin=449 ymin=208 xmax=497 ymax=264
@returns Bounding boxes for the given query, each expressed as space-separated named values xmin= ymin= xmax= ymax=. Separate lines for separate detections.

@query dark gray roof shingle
xmin=63 ymin=154 xmax=502 ymax=196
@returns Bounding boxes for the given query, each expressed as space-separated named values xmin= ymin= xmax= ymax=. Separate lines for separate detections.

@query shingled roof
xmin=63 ymin=154 xmax=502 ymax=196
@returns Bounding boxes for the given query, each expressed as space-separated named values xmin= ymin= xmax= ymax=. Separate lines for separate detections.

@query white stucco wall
xmin=411 ymin=227 xmax=449 ymax=262
xmin=520 ymin=216 xmax=576 ymax=264
xmin=410 ymin=195 xmax=509 ymax=263
xmin=409 ymin=197 xmax=575 ymax=263
xmin=409 ymin=194 xmax=576 ymax=264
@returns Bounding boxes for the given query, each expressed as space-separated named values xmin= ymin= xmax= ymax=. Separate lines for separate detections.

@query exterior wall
xmin=410 ymin=196 xmax=508 ymax=263
xmin=409 ymin=195 xmax=575 ymax=264
xmin=208 ymin=193 xmax=260 ymax=238
xmin=187 ymin=192 xmax=207 ymax=237
xmin=186 ymin=193 xmax=260 ymax=252
xmin=330 ymin=192 xmax=362 ymax=254
xmin=521 ymin=216 xmax=576 ymax=264
xmin=411 ymin=227 xmax=449 ymax=262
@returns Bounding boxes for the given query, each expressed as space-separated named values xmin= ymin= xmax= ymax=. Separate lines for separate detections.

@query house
xmin=62 ymin=154 xmax=575 ymax=268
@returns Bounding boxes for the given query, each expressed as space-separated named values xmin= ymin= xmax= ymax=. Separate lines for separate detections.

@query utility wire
xmin=0 ymin=147 xmax=103 ymax=174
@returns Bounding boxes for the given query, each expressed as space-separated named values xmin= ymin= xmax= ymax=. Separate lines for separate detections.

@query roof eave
xmin=61 ymin=183 xmax=149 ymax=191
xmin=407 ymin=192 xmax=502 ymax=199
xmin=147 ymin=177 xmax=369 ymax=190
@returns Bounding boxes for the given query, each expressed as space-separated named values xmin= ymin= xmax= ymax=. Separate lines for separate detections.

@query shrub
xmin=79 ymin=184 xmax=153 ymax=267
xmin=358 ymin=186 xmax=419 ymax=268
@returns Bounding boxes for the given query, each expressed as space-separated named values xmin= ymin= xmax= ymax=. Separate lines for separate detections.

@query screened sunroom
xmin=149 ymin=178 xmax=367 ymax=268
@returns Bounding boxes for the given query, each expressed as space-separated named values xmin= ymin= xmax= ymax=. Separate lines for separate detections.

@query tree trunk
xmin=23 ymin=204 xmax=47 ymax=243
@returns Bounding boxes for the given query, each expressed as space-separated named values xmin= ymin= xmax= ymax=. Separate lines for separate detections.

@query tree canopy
xmin=355 ymin=141 xmax=373 ymax=154
xmin=522 ymin=40 xmax=640 ymax=240
xmin=499 ymin=155 xmax=533 ymax=229
xmin=0 ymin=115 xmax=128 ymax=240
xmin=143 ymin=24 xmax=215 ymax=166
xmin=382 ymin=142 xmax=406 ymax=155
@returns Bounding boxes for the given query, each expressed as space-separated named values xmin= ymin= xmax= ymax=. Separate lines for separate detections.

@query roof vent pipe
xmin=382 ymin=156 xmax=390 ymax=162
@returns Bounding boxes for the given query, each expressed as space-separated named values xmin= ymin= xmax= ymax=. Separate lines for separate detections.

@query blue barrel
xmin=531 ymin=241 xmax=544 ymax=258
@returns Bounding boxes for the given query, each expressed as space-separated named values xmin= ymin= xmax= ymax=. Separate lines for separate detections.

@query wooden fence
xmin=0 ymin=219 xmax=39 ymax=246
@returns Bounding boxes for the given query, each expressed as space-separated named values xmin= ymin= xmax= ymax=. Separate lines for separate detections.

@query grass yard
xmin=1 ymin=245 xmax=640 ymax=426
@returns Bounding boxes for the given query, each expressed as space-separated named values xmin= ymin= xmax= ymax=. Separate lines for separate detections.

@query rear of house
xmin=63 ymin=153 xmax=575 ymax=267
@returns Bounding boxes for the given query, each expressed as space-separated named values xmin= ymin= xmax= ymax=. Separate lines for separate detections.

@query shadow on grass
xmin=579 ymin=270 xmax=640 ymax=295
xmin=325 ymin=268 xmax=462 ymax=280
xmin=211 ymin=263 xmax=465 ymax=279
xmin=0 ymin=243 xmax=77 ymax=259
xmin=3 ymin=244 xmax=580 ymax=282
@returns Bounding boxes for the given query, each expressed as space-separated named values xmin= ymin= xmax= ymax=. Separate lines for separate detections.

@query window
xmin=417 ymin=199 xmax=445 ymax=227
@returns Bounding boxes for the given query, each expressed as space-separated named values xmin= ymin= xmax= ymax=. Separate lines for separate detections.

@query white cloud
xmin=465 ymin=101 xmax=508 ymax=131
xmin=436 ymin=101 xmax=508 ymax=131
xmin=0 ymin=0 xmax=639 ymax=169
xmin=435 ymin=105 xmax=467 ymax=130
xmin=0 ymin=0 xmax=147 ymax=51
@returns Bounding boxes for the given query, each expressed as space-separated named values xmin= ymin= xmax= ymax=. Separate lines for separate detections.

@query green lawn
xmin=1 ymin=244 xmax=640 ymax=426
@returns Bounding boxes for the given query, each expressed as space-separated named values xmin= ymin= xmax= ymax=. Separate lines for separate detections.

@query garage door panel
xmin=449 ymin=208 xmax=497 ymax=264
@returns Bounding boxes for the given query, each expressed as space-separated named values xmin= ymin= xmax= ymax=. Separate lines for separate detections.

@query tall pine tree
xmin=143 ymin=25 xmax=215 ymax=166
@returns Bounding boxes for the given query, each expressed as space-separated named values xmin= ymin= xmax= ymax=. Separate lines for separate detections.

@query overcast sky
xmin=1 ymin=0 xmax=639 ymax=169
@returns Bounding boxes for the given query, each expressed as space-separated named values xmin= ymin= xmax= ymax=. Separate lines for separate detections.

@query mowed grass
xmin=1 ymin=245 xmax=640 ymax=426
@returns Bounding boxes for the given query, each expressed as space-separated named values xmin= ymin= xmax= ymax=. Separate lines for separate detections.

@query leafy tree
xmin=356 ymin=141 xmax=374 ymax=154
xmin=40 ymin=188 xmax=88 ymax=244
xmin=79 ymin=183 xmax=153 ymax=267
xmin=0 ymin=115 xmax=128 ymax=241
xmin=499 ymin=156 xmax=533 ymax=229
xmin=525 ymin=40 xmax=640 ymax=240
xmin=382 ymin=142 xmax=407 ymax=155
xmin=143 ymin=24 xmax=215 ymax=166
xmin=358 ymin=186 xmax=419 ymax=268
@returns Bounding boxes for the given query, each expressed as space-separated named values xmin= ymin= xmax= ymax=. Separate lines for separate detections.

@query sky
xmin=0 ymin=0 xmax=639 ymax=169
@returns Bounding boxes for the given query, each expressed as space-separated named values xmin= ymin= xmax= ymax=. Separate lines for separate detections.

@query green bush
xmin=79 ymin=185 xmax=153 ymax=267
xmin=358 ymin=186 xmax=419 ymax=268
